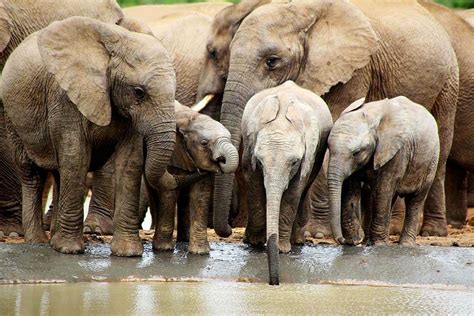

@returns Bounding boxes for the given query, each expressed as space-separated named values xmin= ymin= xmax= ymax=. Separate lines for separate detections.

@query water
xmin=0 ymin=282 xmax=472 ymax=315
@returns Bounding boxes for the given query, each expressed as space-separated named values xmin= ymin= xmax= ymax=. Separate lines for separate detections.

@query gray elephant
xmin=2 ymin=16 xmax=176 ymax=255
xmin=143 ymin=101 xmax=238 ymax=254
xmin=328 ymin=97 xmax=439 ymax=246
xmin=0 ymin=0 xmax=136 ymax=238
xmin=206 ymin=0 xmax=458 ymax=240
xmin=242 ymin=81 xmax=332 ymax=285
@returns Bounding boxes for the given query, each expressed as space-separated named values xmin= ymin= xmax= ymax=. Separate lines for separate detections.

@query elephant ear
xmin=341 ymin=98 xmax=365 ymax=116
xmin=118 ymin=16 xmax=154 ymax=36
xmin=0 ymin=2 xmax=11 ymax=54
xmin=214 ymin=0 xmax=271 ymax=34
xmin=296 ymin=0 xmax=379 ymax=96
xmin=373 ymin=101 xmax=409 ymax=170
xmin=37 ymin=17 xmax=120 ymax=126
xmin=286 ymin=98 xmax=319 ymax=181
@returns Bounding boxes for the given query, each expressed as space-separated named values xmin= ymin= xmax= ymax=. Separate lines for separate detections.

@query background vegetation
xmin=118 ymin=0 xmax=474 ymax=8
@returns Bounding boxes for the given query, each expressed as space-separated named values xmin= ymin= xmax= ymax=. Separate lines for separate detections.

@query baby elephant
xmin=242 ymin=81 xmax=332 ymax=285
xmin=328 ymin=97 xmax=439 ymax=246
xmin=146 ymin=101 xmax=238 ymax=254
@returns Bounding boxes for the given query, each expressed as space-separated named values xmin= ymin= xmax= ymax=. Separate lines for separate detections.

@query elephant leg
xmin=111 ymin=136 xmax=143 ymax=257
xmin=368 ymin=175 xmax=397 ymax=246
xmin=189 ymin=178 xmax=212 ymax=254
xmin=341 ymin=178 xmax=363 ymax=245
xmin=278 ymin=190 xmax=302 ymax=253
xmin=468 ymin=173 xmax=474 ymax=208
xmin=19 ymin=159 xmax=48 ymax=244
xmin=361 ymin=184 xmax=372 ymax=244
xmin=243 ymin=172 xmax=266 ymax=247
xmin=444 ymin=161 xmax=468 ymax=228
xmin=49 ymin=173 xmax=60 ymax=237
xmin=176 ymin=190 xmax=190 ymax=242
xmin=389 ymin=197 xmax=405 ymax=236
xmin=399 ymin=190 xmax=428 ymax=246
xmin=421 ymin=79 xmax=457 ymax=237
xmin=230 ymin=170 xmax=248 ymax=228
xmin=42 ymin=173 xmax=54 ymax=231
xmin=0 ymin=109 xmax=22 ymax=237
xmin=50 ymin=143 xmax=90 ymax=254
xmin=303 ymin=173 xmax=332 ymax=238
xmin=84 ymin=158 xmax=115 ymax=235
xmin=153 ymin=189 xmax=176 ymax=252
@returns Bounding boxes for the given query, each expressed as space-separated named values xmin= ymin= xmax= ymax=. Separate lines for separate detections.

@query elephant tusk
xmin=191 ymin=94 xmax=214 ymax=112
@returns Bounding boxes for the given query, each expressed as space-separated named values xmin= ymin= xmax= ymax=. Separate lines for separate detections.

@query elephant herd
xmin=0 ymin=0 xmax=473 ymax=285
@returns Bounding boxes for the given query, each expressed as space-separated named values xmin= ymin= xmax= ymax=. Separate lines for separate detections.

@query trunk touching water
xmin=328 ymin=165 xmax=346 ymax=245
xmin=212 ymin=138 xmax=239 ymax=174
xmin=266 ymin=185 xmax=285 ymax=286
xmin=140 ymin=109 xmax=176 ymax=191
xmin=213 ymin=72 xmax=258 ymax=237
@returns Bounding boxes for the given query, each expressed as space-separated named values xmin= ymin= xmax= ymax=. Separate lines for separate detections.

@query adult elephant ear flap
xmin=0 ymin=3 xmax=12 ymax=53
xmin=295 ymin=0 xmax=379 ymax=96
xmin=37 ymin=17 xmax=119 ymax=126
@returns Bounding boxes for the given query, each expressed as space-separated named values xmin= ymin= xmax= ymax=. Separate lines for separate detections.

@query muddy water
xmin=0 ymin=282 xmax=472 ymax=314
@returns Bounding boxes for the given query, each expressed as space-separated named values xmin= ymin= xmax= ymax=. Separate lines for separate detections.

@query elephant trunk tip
xmin=267 ymin=233 xmax=280 ymax=286
xmin=214 ymin=225 xmax=232 ymax=238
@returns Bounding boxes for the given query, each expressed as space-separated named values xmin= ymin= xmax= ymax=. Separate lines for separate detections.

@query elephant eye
xmin=352 ymin=149 xmax=361 ymax=157
xmin=134 ymin=86 xmax=146 ymax=100
xmin=265 ymin=56 xmax=280 ymax=70
xmin=208 ymin=48 xmax=217 ymax=61
xmin=200 ymin=139 xmax=209 ymax=146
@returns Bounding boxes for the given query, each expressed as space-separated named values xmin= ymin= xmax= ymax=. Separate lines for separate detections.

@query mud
xmin=1 ymin=282 xmax=473 ymax=315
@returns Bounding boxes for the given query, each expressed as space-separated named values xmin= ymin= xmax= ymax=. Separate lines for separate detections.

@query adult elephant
xmin=2 ymin=16 xmax=176 ymax=255
xmin=0 ymin=0 xmax=130 ymax=237
xmin=211 ymin=0 xmax=459 ymax=239
xmin=418 ymin=1 xmax=474 ymax=228
xmin=458 ymin=9 xmax=474 ymax=27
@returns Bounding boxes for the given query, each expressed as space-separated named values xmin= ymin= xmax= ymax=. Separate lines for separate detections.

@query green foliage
xmin=117 ymin=0 xmax=474 ymax=8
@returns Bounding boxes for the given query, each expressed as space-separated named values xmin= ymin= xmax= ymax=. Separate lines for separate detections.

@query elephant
xmin=1 ymin=16 xmax=176 ymax=255
xmin=418 ymin=1 xmax=474 ymax=229
xmin=241 ymin=81 xmax=332 ymax=285
xmin=458 ymin=9 xmax=474 ymax=27
xmin=327 ymin=97 xmax=439 ymax=246
xmin=0 ymin=0 xmax=137 ymax=238
xmin=209 ymin=0 xmax=459 ymax=240
xmin=142 ymin=101 xmax=238 ymax=254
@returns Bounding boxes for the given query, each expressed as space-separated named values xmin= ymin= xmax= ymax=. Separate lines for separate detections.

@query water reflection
xmin=1 ymin=282 xmax=472 ymax=315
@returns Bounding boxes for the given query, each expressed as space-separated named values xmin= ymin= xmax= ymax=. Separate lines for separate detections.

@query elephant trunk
xmin=159 ymin=170 xmax=210 ymax=191
xmin=140 ymin=109 xmax=176 ymax=191
xmin=327 ymin=163 xmax=346 ymax=245
xmin=266 ymin=184 xmax=285 ymax=286
xmin=213 ymin=70 xmax=258 ymax=237
xmin=212 ymin=137 xmax=239 ymax=174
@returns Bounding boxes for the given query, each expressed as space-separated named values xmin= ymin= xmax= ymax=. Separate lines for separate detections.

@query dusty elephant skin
xmin=2 ymin=16 xmax=176 ymax=256
xmin=418 ymin=1 xmax=474 ymax=229
xmin=0 ymin=0 xmax=147 ymax=239
xmin=140 ymin=102 xmax=238 ymax=255
xmin=241 ymin=81 xmax=332 ymax=285
xmin=210 ymin=0 xmax=458 ymax=240
xmin=327 ymin=97 xmax=439 ymax=246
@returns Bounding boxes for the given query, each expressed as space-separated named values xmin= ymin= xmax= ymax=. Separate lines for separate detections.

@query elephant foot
xmin=243 ymin=230 xmax=266 ymax=247
xmin=188 ymin=240 xmax=210 ymax=255
xmin=0 ymin=214 xmax=23 ymax=237
xmin=278 ymin=240 xmax=291 ymax=253
xmin=344 ymin=235 xmax=363 ymax=246
xmin=399 ymin=237 xmax=417 ymax=247
xmin=50 ymin=232 xmax=85 ymax=254
xmin=84 ymin=212 xmax=114 ymax=235
xmin=446 ymin=219 xmax=466 ymax=229
xmin=367 ymin=239 xmax=387 ymax=246
xmin=24 ymin=229 xmax=49 ymax=244
xmin=420 ymin=221 xmax=448 ymax=237
xmin=389 ymin=218 xmax=404 ymax=236
xmin=291 ymin=227 xmax=306 ymax=245
xmin=152 ymin=237 xmax=175 ymax=252
xmin=303 ymin=220 xmax=332 ymax=239
xmin=112 ymin=235 xmax=143 ymax=257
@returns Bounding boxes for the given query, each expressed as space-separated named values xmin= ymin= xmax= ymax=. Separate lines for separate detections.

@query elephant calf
xmin=328 ymin=97 xmax=439 ymax=247
xmin=241 ymin=81 xmax=332 ymax=285
xmin=145 ymin=101 xmax=238 ymax=254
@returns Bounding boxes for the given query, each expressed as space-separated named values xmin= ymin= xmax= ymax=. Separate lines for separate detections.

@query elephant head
xmin=173 ymin=102 xmax=239 ymax=174
xmin=195 ymin=0 xmax=271 ymax=107
xmin=327 ymin=98 xmax=412 ymax=244
xmin=212 ymin=0 xmax=379 ymax=237
xmin=242 ymin=81 xmax=330 ymax=285
xmin=37 ymin=16 xmax=176 ymax=190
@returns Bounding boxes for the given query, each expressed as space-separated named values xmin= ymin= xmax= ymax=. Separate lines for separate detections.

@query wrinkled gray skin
xmin=242 ymin=81 xmax=332 ymax=285
xmin=328 ymin=97 xmax=439 ymax=246
xmin=0 ymin=0 xmax=140 ymax=237
xmin=211 ymin=0 xmax=458 ymax=240
xmin=2 ymin=17 xmax=176 ymax=255
xmin=140 ymin=102 xmax=238 ymax=254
